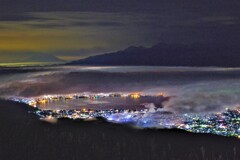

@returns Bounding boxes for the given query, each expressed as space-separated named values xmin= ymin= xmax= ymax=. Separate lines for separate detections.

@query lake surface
xmin=1 ymin=66 xmax=240 ymax=113
xmin=36 ymin=95 xmax=166 ymax=110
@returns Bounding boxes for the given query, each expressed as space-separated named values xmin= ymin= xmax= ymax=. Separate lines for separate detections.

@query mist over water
xmin=1 ymin=66 xmax=240 ymax=113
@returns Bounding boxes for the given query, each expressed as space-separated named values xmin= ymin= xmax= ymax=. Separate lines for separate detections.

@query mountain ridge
xmin=68 ymin=43 xmax=240 ymax=67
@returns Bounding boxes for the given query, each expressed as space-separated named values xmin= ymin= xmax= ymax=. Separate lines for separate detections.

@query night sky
xmin=0 ymin=0 xmax=239 ymax=62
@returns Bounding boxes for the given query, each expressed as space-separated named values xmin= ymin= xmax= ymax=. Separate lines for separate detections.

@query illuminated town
xmin=10 ymin=93 xmax=240 ymax=139
xmin=182 ymin=109 xmax=240 ymax=138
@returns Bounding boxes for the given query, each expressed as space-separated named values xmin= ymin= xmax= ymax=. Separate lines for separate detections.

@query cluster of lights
xmin=34 ymin=108 xmax=148 ymax=122
xmin=34 ymin=107 xmax=240 ymax=138
xmin=180 ymin=109 xmax=240 ymax=138
xmin=9 ymin=93 xmax=240 ymax=139
xmin=10 ymin=92 xmax=167 ymax=108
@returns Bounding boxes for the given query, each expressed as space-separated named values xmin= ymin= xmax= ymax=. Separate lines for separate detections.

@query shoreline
xmin=0 ymin=99 xmax=239 ymax=160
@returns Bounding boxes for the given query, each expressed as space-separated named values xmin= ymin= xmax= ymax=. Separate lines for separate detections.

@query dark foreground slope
xmin=69 ymin=43 xmax=240 ymax=67
xmin=0 ymin=100 xmax=239 ymax=160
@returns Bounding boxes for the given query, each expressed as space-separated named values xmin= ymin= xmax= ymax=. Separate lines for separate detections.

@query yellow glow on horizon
xmin=0 ymin=11 xmax=137 ymax=63
xmin=57 ymin=55 xmax=85 ymax=61
xmin=0 ymin=28 xmax=105 ymax=52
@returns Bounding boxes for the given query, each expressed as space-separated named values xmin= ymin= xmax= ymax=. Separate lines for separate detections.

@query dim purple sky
xmin=0 ymin=0 xmax=239 ymax=62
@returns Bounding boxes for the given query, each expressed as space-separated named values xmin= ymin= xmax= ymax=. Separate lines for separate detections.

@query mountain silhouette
xmin=68 ymin=43 xmax=240 ymax=67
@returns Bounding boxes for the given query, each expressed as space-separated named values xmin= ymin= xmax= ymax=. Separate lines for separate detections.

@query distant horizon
xmin=1 ymin=1 xmax=240 ymax=160
xmin=1 ymin=41 xmax=240 ymax=66
xmin=0 ymin=0 xmax=239 ymax=63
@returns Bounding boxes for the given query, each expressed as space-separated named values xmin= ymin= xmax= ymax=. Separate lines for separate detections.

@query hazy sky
xmin=0 ymin=0 xmax=239 ymax=62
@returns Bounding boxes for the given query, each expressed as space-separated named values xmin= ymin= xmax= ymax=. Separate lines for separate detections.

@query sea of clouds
xmin=1 ymin=66 xmax=240 ymax=113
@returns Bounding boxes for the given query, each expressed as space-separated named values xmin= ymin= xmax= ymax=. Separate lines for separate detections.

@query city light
xmin=10 ymin=93 xmax=240 ymax=139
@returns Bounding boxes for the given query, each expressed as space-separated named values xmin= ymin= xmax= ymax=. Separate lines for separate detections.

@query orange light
xmin=130 ymin=92 xmax=141 ymax=99
xmin=28 ymin=101 xmax=37 ymax=107
xmin=38 ymin=99 xmax=48 ymax=104
xmin=158 ymin=92 xmax=167 ymax=97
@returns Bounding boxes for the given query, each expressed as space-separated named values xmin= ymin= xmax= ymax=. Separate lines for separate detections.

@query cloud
xmin=202 ymin=16 xmax=238 ymax=23
xmin=165 ymin=81 xmax=240 ymax=113
xmin=1 ymin=66 xmax=240 ymax=114
xmin=0 ymin=8 xmax=240 ymax=62
xmin=0 ymin=12 xmax=164 ymax=62
xmin=73 ymin=21 xmax=124 ymax=27
xmin=0 ymin=12 xmax=48 ymax=22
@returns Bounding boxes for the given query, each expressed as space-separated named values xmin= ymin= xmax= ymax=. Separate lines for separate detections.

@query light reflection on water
xmin=36 ymin=96 xmax=165 ymax=110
